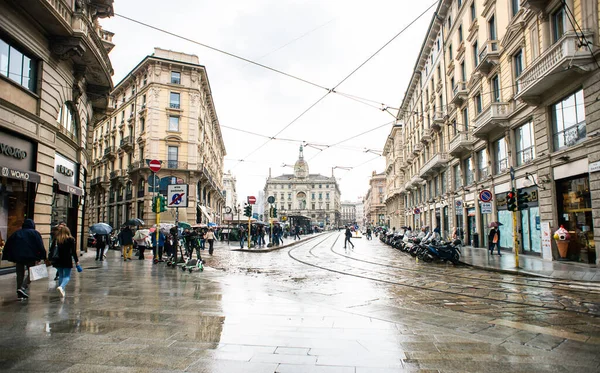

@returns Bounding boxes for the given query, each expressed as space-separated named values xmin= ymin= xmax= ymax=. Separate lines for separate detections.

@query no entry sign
xmin=149 ymin=159 xmax=161 ymax=173
xmin=247 ymin=196 xmax=256 ymax=204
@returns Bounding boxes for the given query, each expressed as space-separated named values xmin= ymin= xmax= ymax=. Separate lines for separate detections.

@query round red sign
xmin=149 ymin=159 xmax=161 ymax=173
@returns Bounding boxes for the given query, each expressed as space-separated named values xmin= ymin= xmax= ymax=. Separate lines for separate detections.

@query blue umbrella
xmin=89 ymin=223 xmax=112 ymax=235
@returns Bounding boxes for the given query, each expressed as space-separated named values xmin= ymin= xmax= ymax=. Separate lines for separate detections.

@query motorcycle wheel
xmin=451 ymin=252 xmax=460 ymax=265
xmin=422 ymin=253 xmax=434 ymax=263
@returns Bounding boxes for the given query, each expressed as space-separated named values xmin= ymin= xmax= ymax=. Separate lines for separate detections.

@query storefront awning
xmin=56 ymin=181 xmax=84 ymax=196
xmin=1 ymin=166 xmax=41 ymax=183
xmin=197 ymin=204 xmax=211 ymax=221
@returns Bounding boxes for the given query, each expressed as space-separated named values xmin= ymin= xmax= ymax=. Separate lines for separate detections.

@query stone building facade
xmin=222 ymin=171 xmax=238 ymax=212
xmin=340 ymin=201 xmax=357 ymax=226
xmin=383 ymin=124 xmax=406 ymax=229
xmin=88 ymin=48 xmax=226 ymax=228
xmin=395 ymin=0 xmax=600 ymax=263
xmin=364 ymin=172 xmax=386 ymax=227
xmin=263 ymin=147 xmax=341 ymax=228
xmin=0 ymin=0 xmax=115 ymax=270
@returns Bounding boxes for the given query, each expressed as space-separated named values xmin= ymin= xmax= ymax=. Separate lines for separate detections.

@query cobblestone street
xmin=1 ymin=232 xmax=599 ymax=372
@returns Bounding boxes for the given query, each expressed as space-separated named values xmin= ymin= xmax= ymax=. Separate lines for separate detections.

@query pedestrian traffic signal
xmin=517 ymin=190 xmax=529 ymax=211
xmin=244 ymin=203 xmax=252 ymax=217
xmin=507 ymin=189 xmax=517 ymax=211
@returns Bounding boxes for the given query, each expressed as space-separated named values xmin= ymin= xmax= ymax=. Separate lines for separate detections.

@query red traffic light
xmin=507 ymin=192 xmax=515 ymax=199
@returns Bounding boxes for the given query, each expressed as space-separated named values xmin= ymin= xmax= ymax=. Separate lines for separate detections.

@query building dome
xmin=294 ymin=145 xmax=309 ymax=179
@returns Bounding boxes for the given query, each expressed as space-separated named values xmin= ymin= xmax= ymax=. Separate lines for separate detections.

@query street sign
xmin=413 ymin=208 xmax=421 ymax=215
xmin=479 ymin=189 xmax=493 ymax=202
xmin=225 ymin=206 xmax=232 ymax=214
xmin=480 ymin=202 xmax=492 ymax=214
xmin=252 ymin=213 xmax=258 ymax=219
xmin=149 ymin=159 xmax=161 ymax=173
xmin=247 ymin=196 xmax=256 ymax=204
xmin=167 ymin=184 xmax=188 ymax=208
xmin=455 ymin=200 xmax=463 ymax=215
xmin=267 ymin=195 xmax=275 ymax=204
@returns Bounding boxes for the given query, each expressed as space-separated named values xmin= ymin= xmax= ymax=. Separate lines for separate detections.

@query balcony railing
xmin=120 ymin=136 xmax=133 ymax=151
xmin=410 ymin=175 xmax=424 ymax=187
xmin=476 ymin=40 xmax=500 ymax=75
xmin=450 ymin=81 xmax=467 ymax=106
xmin=90 ymin=177 xmax=101 ymax=185
xmin=169 ymin=103 xmax=180 ymax=109
xmin=516 ymin=33 xmax=595 ymax=102
xmin=472 ymin=102 xmax=510 ymax=138
xmin=420 ymin=131 xmax=432 ymax=144
xmin=110 ymin=170 xmax=123 ymax=179
xmin=448 ymin=131 xmax=474 ymax=156
xmin=103 ymin=146 xmax=116 ymax=158
xmin=166 ymin=160 xmax=188 ymax=169
xmin=419 ymin=153 xmax=449 ymax=178
xmin=412 ymin=143 xmax=423 ymax=155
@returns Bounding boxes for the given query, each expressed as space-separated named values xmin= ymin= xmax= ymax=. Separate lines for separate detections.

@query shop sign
xmin=541 ymin=222 xmax=552 ymax=260
xmin=589 ymin=160 xmax=600 ymax=173
xmin=1 ymin=166 xmax=41 ymax=183
xmin=54 ymin=153 xmax=77 ymax=185
xmin=0 ymin=130 xmax=35 ymax=170
xmin=480 ymin=202 xmax=492 ymax=214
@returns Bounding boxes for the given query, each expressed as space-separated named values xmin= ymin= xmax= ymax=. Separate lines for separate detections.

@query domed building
xmin=264 ymin=146 xmax=341 ymax=230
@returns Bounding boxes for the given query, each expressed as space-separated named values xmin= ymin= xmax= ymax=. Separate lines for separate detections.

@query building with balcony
xmin=0 ymin=0 xmax=115 ymax=271
xmin=364 ymin=171 xmax=386 ymax=227
xmin=88 ymin=48 xmax=226 ymax=228
xmin=340 ymin=201 xmax=357 ymax=227
xmin=263 ymin=146 xmax=341 ymax=230
xmin=392 ymin=0 xmax=600 ymax=264
xmin=383 ymin=124 xmax=407 ymax=229
xmin=222 ymin=171 xmax=238 ymax=213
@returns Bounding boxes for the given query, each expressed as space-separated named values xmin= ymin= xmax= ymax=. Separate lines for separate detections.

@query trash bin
xmin=471 ymin=232 xmax=479 ymax=248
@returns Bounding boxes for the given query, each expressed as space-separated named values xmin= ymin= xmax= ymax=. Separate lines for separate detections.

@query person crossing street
xmin=344 ymin=225 xmax=355 ymax=249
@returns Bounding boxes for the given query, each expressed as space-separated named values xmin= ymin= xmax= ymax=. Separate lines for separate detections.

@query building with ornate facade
xmin=88 ymin=48 xmax=226 ymax=228
xmin=355 ymin=196 xmax=365 ymax=228
xmin=394 ymin=0 xmax=600 ymax=263
xmin=0 ymin=0 xmax=115 ymax=271
xmin=340 ymin=201 xmax=356 ymax=226
xmin=263 ymin=147 xmax=341 ymax=228
xmin=383 ymin=124 xmax=406 ymax=229
xmin=364 ymin=172 xmax=386 ymax=227
xmin=222 ymin=171 xmax=238 ymax=212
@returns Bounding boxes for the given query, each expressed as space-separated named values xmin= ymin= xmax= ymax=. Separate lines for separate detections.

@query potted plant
xmin=553 ymin=225 xmax=571 ymax=260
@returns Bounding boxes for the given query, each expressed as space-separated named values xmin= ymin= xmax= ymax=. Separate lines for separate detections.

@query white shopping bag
xmin=29 ymin=263 xmax=48 ymax=281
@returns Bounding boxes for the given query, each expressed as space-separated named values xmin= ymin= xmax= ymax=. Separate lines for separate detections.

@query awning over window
xmin=197 ymin=204 xmax=211 ymax=221
xmin=56 ymin=181 xmax=84 ymax=196
xmin=1 ymin=166 xmax=41 ymax=183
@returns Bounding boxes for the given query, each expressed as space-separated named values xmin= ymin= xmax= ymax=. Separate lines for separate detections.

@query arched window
xmin=57 ymin=103 xmax=78 ymax=139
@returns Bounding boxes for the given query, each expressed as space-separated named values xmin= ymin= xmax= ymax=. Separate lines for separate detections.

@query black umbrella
xmin=90 ymin=223 xmax=112 ymax=235
xmin=124 ymin=218 xmax=145 ymax=226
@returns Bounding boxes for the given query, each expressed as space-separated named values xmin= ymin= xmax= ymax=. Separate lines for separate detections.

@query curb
xmin=231 ymin=233 xmax=328 ymax=253
xmin=459 ymin=261 xmax=552 ymax=279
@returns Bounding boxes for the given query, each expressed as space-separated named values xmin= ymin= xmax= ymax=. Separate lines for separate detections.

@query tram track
xmin=287 ymin=233 xmax=600 ymax=317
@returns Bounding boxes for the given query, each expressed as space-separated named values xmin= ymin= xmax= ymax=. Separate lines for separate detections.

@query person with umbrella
xmin=118 ymin=226 xmax=135 ymax=261
xmin=488 ymin=222 xmax=502 ymax=255
xmin=151 ymin=228 xmax=166 ymax=263
xmin=133 ymin=229 xmax=151 ymax=260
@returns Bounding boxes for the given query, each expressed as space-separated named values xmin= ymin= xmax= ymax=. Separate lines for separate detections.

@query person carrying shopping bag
xmin=52 ymin=225 xmax=81 ymax=298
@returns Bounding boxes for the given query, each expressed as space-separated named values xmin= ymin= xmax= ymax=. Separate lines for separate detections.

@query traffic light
xmin=243 ymin=203 xmax=252 ymax=217
xmin=152 ymin=197 xmax=157 ymax=213
xmin=272 ymin=206 xmax=277 ymax=218
xmin=517 ymin=190 xmax=529 ymax=211
xmin=159 ymin=194 xmax=168 ymax=212
xmin=507 ymin=189 xmax=517 ymax=211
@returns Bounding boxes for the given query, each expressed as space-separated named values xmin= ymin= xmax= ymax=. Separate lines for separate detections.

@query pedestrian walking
xmin=257 ymin=225 xmax=265 ymax=248
xmin=151 ymin=230 xmax=165 ymax=263
xmin=239 ymin=225 xmax=247 ymax=248
xmin=118 ymin=226 xmax=134 ymax=261
xmin=344 ymin=225 xmax=354 ymax=249
xmin=293 ymin=225 xmax=301 ymax=241
xmin=95 ymin=234 xmax=108 ymax=261
xmin=366 ymin=227 xmax=372 ymax=240
xmin=133 ymin=230 xmax=150 ymax=259
xmin=488 ymin=226 xmax=501 ymax=255
xmin=3 ymin=219 xmax=47 ymax=300
xmin=205 ymin=228 xmax=215 ymax=255
xmin=52 ymin=225 xmax=80 ymax=298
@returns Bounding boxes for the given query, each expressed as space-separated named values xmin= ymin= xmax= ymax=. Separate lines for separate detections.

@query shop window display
xmin=0 ymin=179 xmax=30 ymax=269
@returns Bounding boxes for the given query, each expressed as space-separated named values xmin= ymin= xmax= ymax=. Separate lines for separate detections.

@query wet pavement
xmin=458 ymin=246 xmax=600 ymax=282
xmin=1 ymin=232 xmax=599 ymax=372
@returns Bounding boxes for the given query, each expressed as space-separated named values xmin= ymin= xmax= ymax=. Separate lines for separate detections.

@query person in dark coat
xmin=95 ymin=234 xmax=107 ymax=261
xmin=488 ymin=226 xmax=501 ymax=255
xmin=52 ymin=226 xmax=79 ymax=298
xmin=3 ymin=219 xmax=47 ymax=300
xmin=118 ymin=226 xmax=135 ymax=261
xmin=344 ymin=225 xmax=354 ymax=249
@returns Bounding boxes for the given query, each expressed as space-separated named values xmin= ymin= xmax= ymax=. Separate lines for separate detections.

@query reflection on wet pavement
xmin=0 ymin=232 xmax=598 ymax=372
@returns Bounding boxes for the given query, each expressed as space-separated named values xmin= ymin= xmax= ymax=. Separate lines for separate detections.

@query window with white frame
xmin=515 ymin=121 xmax=535 ymax=166
xmin=494 ymin=137 xmax=508 ymax=174
xmin=552 ymin=89 xmax=586 ymax=150
xmin=168 ymin=115 xmax=179 ymax=132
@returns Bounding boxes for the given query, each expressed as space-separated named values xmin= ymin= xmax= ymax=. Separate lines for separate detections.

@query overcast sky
xmin=103 ymin=0 xmax=435 ymax=205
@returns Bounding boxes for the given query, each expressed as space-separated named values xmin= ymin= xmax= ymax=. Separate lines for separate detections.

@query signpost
xmin=479 ymin=189 xmax=493 ymax=203
xmin=246 ymin=196 xmax=256 ymax=248
xmin=510 ymin=166 xmax=520 ymax=268
xmin=480 ymin=202 xmax=492 ymax=214
xmin=148 ymin=159 xmax=162 ymax=261
xmin=247 ymin=196 xmax=256 ymax=204
xmin=267 ymin=196 xmax=275 ymax=245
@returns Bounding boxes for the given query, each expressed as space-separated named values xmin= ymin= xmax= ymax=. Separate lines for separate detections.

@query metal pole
xmin=248 ymin=216 xmax=251 ymax=248
xmin=510 ymin=167 xmax=520 ymax=268
xmin=175 ymin=207 xmax=179 ymax=263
